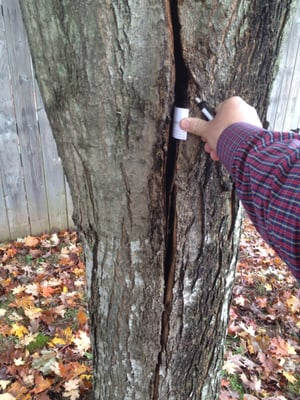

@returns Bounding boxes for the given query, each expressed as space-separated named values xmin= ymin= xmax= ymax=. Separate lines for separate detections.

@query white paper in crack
xmin=172 ymin=106 xmax=189 ymax=140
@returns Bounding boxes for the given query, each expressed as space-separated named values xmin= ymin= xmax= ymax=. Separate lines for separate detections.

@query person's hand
xmin=180 ymin=96 xmax=262 ymax=161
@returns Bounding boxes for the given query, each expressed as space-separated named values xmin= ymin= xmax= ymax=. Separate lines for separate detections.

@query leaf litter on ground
xmin=0 ymin=231 xmax=92 ymax=400
xmin=221 ymin=216 xmax=300 ymax=400
xmin=0 ymin=216 xmax=299 ymax=399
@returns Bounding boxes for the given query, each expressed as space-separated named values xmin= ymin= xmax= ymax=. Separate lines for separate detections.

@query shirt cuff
xmin=217 ymin=122 xmax=264 ymax=174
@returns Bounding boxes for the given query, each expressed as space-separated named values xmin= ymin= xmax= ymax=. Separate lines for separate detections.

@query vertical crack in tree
xmin=153 ymin=1 xmax=190 ymax=398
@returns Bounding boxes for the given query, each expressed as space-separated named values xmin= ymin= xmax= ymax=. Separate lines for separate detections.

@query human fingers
xmin=215 ymin=96 xmax=244 ymax=112
xmin=209 ymin=150 xmax=219 ymax=161
xmin=204 ymin=143 xmax=219 ymax=161
xmin=204 ymin=142 xmax=213 ymax=153
xmin=216 ymin=96 xmax=262 ymax=127
xmin=180 ymin=117 xmax=209 ymax=141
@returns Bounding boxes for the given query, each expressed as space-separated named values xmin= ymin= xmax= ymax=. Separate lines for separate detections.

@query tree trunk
xmin=20 ymin=0 xmax=294 ymax=399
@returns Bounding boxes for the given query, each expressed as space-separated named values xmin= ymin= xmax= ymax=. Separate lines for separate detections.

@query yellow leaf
xmin=10 ymin=323 xmax=29 ymax=338
xmin=2 ymin=278 xmax=11 ymax=287
xmin=264 ymin=283 xmax=272 ymax=291
xmin=283 ymin=370 xmax=297 ymax=384
xmin=51 ymin=337 xmax=66 ymax=346
xmin=49 ymin=327 xmax=74 ymax=347
xmin=63 ymin=326 xmax=74 ymax=344
xmin=9 ymin=295 xmax=35 ymax=309
xmin=80 ymin=374 xmax=92 ymax=381
xmin=73 ymin=267 xmax=84 ymax=277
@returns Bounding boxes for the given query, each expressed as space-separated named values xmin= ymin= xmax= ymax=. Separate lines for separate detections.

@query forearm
xmin=217 ymin=122 xmax=300 ymax=282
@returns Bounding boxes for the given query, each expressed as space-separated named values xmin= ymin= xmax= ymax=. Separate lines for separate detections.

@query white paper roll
xmin=172 ymin=106 xmax=189 ymax=140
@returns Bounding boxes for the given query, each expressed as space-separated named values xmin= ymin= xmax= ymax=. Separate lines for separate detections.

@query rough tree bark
xmin=20 ymin=1 xmax=294 ymax=399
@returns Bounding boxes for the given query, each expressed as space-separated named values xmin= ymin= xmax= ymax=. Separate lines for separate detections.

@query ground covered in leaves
xmin=221 ymin=217 xmax=300 ymax=400
xmin=0 ymin=217 xmax=299 ymax=399
xmin=0 ymin=231 xmax=92 ymax=400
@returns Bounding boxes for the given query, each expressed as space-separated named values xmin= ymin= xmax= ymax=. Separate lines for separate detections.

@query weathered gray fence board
xmin=3 ymin=0 xmax=49 ymax=234
xmin=0 ymin=0 xmax=73 ymax=241
xmin=35 ymin=83 xmax=70 ymax=231
xmin=0 ymin=178 xmax=8 ymax=240
xmin=66 ymin=180 xmax=74 ymax=230
xmin=267 ymin=1 xmax=300 ymax=131
xmin=0 ymin=1 xmax=30 ymax=239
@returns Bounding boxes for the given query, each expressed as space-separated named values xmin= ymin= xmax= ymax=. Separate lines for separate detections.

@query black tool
xmin=195 ymin=97 xmax=215 ymax=121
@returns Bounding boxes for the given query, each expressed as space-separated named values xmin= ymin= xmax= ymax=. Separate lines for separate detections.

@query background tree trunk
xmin=20 ymin=1 xmax=294 ymax=399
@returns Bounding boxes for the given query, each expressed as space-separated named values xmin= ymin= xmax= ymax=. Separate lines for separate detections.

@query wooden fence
xmin=0 ymin=0 xmax=299 ymax=242
xmin=267 ymin=0 xmax=300 ymax=131
xmin=0 ymin=0 xmax=73 ymax=241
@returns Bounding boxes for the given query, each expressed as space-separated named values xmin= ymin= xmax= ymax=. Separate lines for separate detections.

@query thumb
xmin=180 ymin=117 xmax=208 ymax=139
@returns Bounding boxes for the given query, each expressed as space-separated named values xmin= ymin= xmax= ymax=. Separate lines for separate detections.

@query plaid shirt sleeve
xmin=217 ymin=122 xmax=300 ymax=283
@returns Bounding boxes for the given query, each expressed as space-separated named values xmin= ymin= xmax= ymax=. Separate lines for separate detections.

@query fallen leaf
xmin=0 ymin=380 xmax=11 ymax=390
xmin=25 ymin=236 xmax=40 ymax=248
xmin=31 ymin=374 xmax=53 ymax=394
xmin=222 ymin=359 xmax=239 ymax=375
xmin=0 ymin=308 xmax=7 ymax=317
xmin=286 ymin=295 xmax=300 ymax=313
xmin=12 ymin=285 xmax=25 ymax=295
xmin=73 ymin=331 xmax=91 ymax=356
xmin=0 ymin=394 xmax=16 ymax=400
xmin=9 ymin=295 xmax=35 ymax=309
xmin=240 ymin=373 xmax=261 ymax=392
xmin=51 ymin=336 xmax=66 ymax=346
xmin=39 ymin=286 xmax=56 ymax=297
xmin=24 ymin=307 xmax=43 ymax=320
xmin=10 ymin=323 xmax=29 ymax=338
xmin=282 ymin=370 xmax=297 ymax=384
xmin=32 ymin=350 xmax=57 ymax=375
xmin=25 ymin=283 xmax=40 ymax=296
xmin=77 ymin=309 xmax=88 ymax=325
xmin=269 ymin=337 xmax=297 ymax=356
xmin=14 ymin=357 xmax=25 ymax=366
xmin=7 ymin=247 xmax=17 ymax=258
xmin=63 ymin=379 xmax=80 ymax=400
xmin=238 ymin=322 xmax=256 ymax=337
